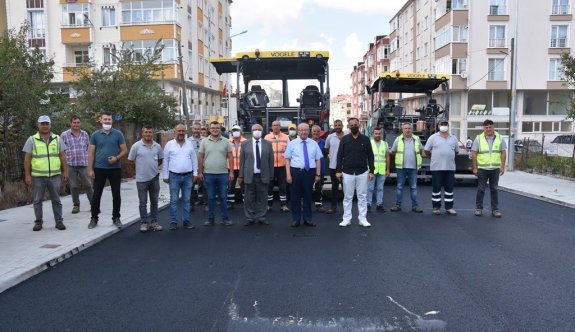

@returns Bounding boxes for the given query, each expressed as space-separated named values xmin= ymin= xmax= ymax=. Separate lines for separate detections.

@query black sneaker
xmin=112 ymin=217 xmax=123 ymax=229
xmin=376 ymin=205 xmax=385 ymax=212
xmin=33 ymin=220 xmax=42 ymax=231
xmin=183 ymin=221 xmax=195 ymax=229
xmin=367 ymin=205 xmax=372 ymax=213
xmin=71 ymin=206 xmax=80 ymax=214
xmin=55 ymin=222 xmax=66 ymax=230
xmin=221 ymin=218 xmax=233 ymax=226
xmin=204 ymin=218 xmax=215 ymax=227
xmin=88 ymin=218 xmax=98 ymax=229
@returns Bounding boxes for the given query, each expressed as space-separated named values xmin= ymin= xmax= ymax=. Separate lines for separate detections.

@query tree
xmin=0 ymin=25 xmax=54 ymax=144
xmin=559 ymin=53 xmax=575 ymax=120
xmin=70 ymin=40 xmax=177 ymax=144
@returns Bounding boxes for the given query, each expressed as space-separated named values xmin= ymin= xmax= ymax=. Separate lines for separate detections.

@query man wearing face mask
xmin=336 ymin=118 xmax=375 ymax=227
xmin=288 ymin=123 xmax=298 ymax=141
xmin=87 ymin=112 xmax=128 ymax=229
xmin=227 ymin=125 xmax=246 ymax=209
xmin=423 ymin=118 xmax=460 ymax=215
xmin=237 ymin=124 xmax=274 ymax=225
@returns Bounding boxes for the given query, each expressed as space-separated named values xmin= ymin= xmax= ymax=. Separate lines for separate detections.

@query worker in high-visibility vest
xmin=471 ymin=119 xmax=507 ymax=218
xmin=367 ymin=127 xmax=390 ymax=213
xmin=23 ymin=115 xmax=69 ymax=231
xmin=390 ymin=122 xmax=424 ymax=213
xmin=264 ymin=121 xmax=290 ymax=212
xmin=227 ymin=124 xmax=246 ymax=209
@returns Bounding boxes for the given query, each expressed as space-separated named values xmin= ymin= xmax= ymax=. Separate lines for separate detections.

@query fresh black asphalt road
xmin=1 ymin=185 xmax=575 ymax=332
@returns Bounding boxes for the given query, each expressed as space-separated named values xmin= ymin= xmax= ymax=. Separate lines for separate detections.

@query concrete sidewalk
xmin=1 ymin=170 xmax=574 ymax=294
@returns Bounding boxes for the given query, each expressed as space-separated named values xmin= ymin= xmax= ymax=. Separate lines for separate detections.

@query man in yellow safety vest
xmin=390 ymin=122 xmax=424 ymax=213
xmin=471 ymin=119 xmax=507 ymax=218
xmin=367 ymin=127 xmax=390 ymax=212
xmin=23 ymin=115 xmax=69 ymax=231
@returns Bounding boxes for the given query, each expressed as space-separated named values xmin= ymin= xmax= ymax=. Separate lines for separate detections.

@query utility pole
xmin=508 ymin=1 xmax=519 ymax=171
xmin=177 ymin=40 xmax=189 ymax=118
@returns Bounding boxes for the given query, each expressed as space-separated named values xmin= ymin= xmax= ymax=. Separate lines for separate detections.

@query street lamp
xmin=230 ymin=30 xmax=248 ymax=38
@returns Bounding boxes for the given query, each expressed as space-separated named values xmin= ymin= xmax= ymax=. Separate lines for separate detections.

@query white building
xmin=388 ymin=0 xmax=574 ymax=143
xmin=2 ymin=0 xmax=233 ymax=123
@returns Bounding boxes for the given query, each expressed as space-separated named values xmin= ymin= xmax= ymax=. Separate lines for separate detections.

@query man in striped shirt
xmin=60 ymin=115 xmax=93 ymax=214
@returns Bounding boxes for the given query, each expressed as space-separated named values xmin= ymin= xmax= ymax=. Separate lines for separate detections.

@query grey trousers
xmin=33 ymin=175 xmax=63 ymax=223
xmin=68 ymin=165 xmax=93 ymax=207
xmin=243 ymin=175 xmax=268 ymax=222
xmin=136 ymin=175 xmax=160 ymax=223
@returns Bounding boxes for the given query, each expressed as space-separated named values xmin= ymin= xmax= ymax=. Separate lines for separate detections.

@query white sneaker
xmin=339 ymin=220 xmax=351 ymax=227
xmin=359 ymin=220 xmax=371 ymax=227
xmin=139 ymin=223 xmax=149 ymax=232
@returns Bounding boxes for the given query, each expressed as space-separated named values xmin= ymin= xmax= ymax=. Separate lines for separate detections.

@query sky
xmin=229 ymin=0 xmax=407 ymax=97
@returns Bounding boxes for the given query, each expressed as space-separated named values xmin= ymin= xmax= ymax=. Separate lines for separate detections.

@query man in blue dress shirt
xmin=285 ymin=123 xmax=323 ymax=227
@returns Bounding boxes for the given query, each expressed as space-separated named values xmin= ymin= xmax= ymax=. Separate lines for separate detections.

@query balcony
xmin=120 ymin=24 xmax=181 ymax=41
xmin=550 ymin=38 xmax=567 ymax=48
xmin=488 ymin=38 xmax=506 ymax=48
xmin=63 ymin=64 xmax=92 ymax=82
xmin=61 ymin=27 xmax=91 ymax=44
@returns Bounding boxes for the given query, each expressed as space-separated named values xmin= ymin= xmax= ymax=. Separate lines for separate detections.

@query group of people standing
xmin=24 ymin=113 xmax=506 ymax=232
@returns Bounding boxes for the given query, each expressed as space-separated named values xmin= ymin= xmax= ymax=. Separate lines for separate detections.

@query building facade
xmin=3 ymin=0 xmax=232 ymax=123
xmin=330 ymin=94 xmax=352 ymax=128
xmin=386 ymin=0 xmax=574 ymax=143
xmin=350 ymin=35 xmax=390 ymax=127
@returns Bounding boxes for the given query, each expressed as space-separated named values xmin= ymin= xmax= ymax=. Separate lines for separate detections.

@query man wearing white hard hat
xmin=22 ymin=115 xmax=69 ymax=231
xmin=227 ymin=124 xmax=246 ymax=209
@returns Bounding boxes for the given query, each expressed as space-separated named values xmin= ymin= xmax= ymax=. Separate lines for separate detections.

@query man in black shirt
xmin=336 ymin=117 xmax=375 ymax=227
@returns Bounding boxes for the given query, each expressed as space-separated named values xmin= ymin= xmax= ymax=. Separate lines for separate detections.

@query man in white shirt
xmin=162 ymin=124 xmax=198 ymax=230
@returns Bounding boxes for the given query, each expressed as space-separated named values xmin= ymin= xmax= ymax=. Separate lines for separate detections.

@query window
xmin=489 ymin=25 xmax=506 ymax=48
xmin=551 ymin=25 xmax=568 ymax=47
xmin=123 ymin=39 xmax=177 ymax=63
xmin=102 ymin=6 xmax=116 ymax=27
xmin=121 ymin=1 xmax=177 ymax=25
xmin=489 ymin=0 xmax=507 ymax=15
xmin=452 ymin=0 xmax=468 ymax=9
xmin=524 ymin=90 xmax=548 ymax=115
xmin=435 ymin=56 xmax=450 ymax=74
xmin=488 ymin=58 xmax=505 ymax=80
xmin=435 ymin=25 xmax=450 ymax=50
xmin=452 ymin=58 xmax=467 ymax=75
xmin=28 ymin=11 xmax=46 ymax=38
xmin=198 ymin=55 xmax=204 ymax=73
xmin=549 ymin=58 xmax=565 ymax=80
xmin=453 ymin=26 xmax=469 ymax=42
xmin=103 ymin=45 xmax=117 ymax=65
xmin=61 ymin=3 xmax=89 ymax=26
xmin=552 ymin=0 xmax=570 ymax=14
xmin=548 ymin=90 xmax=570 ymax=115
xmin=74 ymin=50 xmax=90 ymax=66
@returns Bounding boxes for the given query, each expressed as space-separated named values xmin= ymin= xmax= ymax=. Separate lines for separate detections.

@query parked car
xmin=514 ymin=139 xmax=543 ymax=153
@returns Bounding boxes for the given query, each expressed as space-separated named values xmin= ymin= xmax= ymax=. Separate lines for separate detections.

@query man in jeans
xmin=324 ymin=119 xmax=345 ymax=214
xmin=23 ymin=115 xmax=68 ymax=231
xmin=128 ymin=125 xmax=164 ymax=232
xmin=198 ymin=121 xmax=234 ymax=226
xmin=87 ymin=112 xmax=128 ymax=229
xmin=471 ymin=119 xmax=507 ymax=218
xmin=390 ymin=122 xmax=424 ymax=213
xmin=61 ymin=115 xmax=93 ymax=214
xmin=162 ymin=124 xmax=198 ymax=230
xmin=367 ymin=127 xmax=390 ymax=213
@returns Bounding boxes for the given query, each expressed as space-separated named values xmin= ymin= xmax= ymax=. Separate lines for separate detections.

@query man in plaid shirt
xmin=61 ymin=115 xmax=93 ymax=214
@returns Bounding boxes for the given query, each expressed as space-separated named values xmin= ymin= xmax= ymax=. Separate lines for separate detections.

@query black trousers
xmin=91 ymin=168 xmax=122 ymax=220
xmin=329 ymin=169 xmax=341 ymax=208
xmin=431 ymin=170 xmax=455 ymax=209
xmin=476 ymin=169 xmax=499 ymax=210
xmin=268 ymin=166 xmax=288 ymax=206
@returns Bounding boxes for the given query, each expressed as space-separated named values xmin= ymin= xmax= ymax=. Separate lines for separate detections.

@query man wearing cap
xmin=87 ymin=111 xmax=128 ymax=229
xmin=285 ymin=123 xmax=323 ymax=227
xmin=287 ymin=123 xmax=298 ymax=141
xmin=23 ymin=115 xmax=68 ymax=231
xmin=227 ymin=124 xmax=246 ymax=209
xmin=264 ymin=120 xmax=290 ymax=212
xmin=60 ymin=115 xmax=93 ymax=214
xmin=424 ymin=119 xmax=460 ymax=215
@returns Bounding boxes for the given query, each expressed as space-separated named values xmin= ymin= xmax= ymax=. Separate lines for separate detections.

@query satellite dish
xmin=460 ymin=71 xmax=468 ymax=79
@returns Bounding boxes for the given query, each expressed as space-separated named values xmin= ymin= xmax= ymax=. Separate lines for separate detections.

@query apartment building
xmin=386 ymin=0 xmax=574 ymax=142
xmin=350 ymin=35 xmax=390 ymax=127
xmin=330 ymin=94 xmax=352 ymax=127
xmin=3 ymin=0 xmax=232 ymax=123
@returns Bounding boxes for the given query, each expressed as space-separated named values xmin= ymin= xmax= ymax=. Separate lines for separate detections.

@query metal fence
xmin=0 ymin=143 xmax=25 ymax=184
xmin=515 ymin=136 xmax=575 ymax=178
